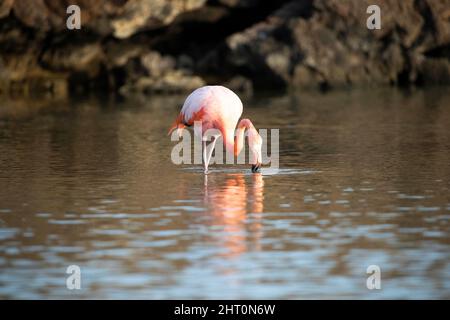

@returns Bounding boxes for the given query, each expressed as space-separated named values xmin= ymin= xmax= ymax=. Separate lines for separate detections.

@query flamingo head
xmin=248 ymin=126 xmax=262 ymax=173
xmin=237 ymin=119 xmax=262 ymax=173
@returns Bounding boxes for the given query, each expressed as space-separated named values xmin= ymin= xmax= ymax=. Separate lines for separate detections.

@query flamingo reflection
xmin=203 ymin=173 xmax=264 ymax=258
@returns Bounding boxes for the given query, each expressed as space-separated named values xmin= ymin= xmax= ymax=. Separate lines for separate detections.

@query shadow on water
xmin=0 ymin=87 xmax=449 ymax=298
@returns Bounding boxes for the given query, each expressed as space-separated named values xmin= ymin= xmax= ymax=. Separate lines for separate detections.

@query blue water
xmin=0 ymin=88 xmax=449 ymax=299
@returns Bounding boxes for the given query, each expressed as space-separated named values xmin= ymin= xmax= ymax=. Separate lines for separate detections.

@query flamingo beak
xmin=251 ymin=162 xmax=261 ymax=173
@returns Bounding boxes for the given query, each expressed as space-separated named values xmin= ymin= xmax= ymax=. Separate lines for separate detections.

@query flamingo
xmin=169 ymin=85 xmax=262 ymax=174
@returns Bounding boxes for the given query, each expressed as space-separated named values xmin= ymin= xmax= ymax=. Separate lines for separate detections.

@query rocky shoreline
xmin=0 ymin=0 xmax=449 ymax=98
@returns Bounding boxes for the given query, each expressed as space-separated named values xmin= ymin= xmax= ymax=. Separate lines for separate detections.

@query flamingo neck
xmin=234 ymin=119 xmax=255 ymax=156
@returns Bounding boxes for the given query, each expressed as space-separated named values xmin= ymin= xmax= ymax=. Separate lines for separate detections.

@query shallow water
xmin=0 ymin=88 xmax=449 ymax=299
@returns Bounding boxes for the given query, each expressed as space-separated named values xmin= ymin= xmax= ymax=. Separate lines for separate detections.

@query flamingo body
xmin=171 ymin=86 xmax=242 ymax=144
xmin=170 ymin=85 xmax=262 ymax=173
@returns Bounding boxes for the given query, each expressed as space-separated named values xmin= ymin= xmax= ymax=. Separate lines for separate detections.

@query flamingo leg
xmin=202 ymin=140 xmax=208 ymax=174
xmin=203 ymin=137 xmax=217 ymax=174
xmin=206 ymin=137 xmax=217 ymax=167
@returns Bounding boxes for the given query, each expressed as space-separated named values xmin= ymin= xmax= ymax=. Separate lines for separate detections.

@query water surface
xmin=0 ymin=88 xmax=449 ymax=299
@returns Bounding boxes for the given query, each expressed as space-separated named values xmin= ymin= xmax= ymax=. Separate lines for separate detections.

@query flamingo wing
xmin=169 ymin=86 xmax=243 ymax=142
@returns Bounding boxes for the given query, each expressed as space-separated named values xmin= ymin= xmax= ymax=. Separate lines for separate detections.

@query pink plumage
xmin=169 ymin=85 xmax=262 ymax=173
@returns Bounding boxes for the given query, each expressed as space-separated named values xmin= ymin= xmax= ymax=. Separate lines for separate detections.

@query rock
xmin=223 ymin=0 xmax=450 ymax=89
xmin=223 ymin=1 xmax=312 ymax=89
xmin=224 ymin=75 xmax=253 ymax=96
xmin=427 ymin=0 xmax=450 ymax=46
xmin=118 ymin=49 xmax=205 ymax=94
xmin=292 ymin=65 xmax=326 ymax=89
xmin=0 ymin=0 xmax=13 ymax=19
xmin=111 ymin=0 xmax=207 ymax=39
xmin=12 ymin=0 xmax=55 ymax=31
xmin=104 ymin=42 xmax=144 ymax=68
xmin=418 ymin=58 xmax=450 ymax=84
xmin=141 ymin=51 xmax=176 ymax=77
xmin=218 ymin=0 xmax=261 ymax=8
xmin=9 ymin=0 xmax=123 ymax=32
xmin=4 ymin=0 xmax=208 ymax=37
xmin=177 ymin=54 xmax=195 ymax=71
xmin=120 ymin=70 xmax=205 ymax=95
xmin=1 ymin=0 xmax=449 ymax=97
xmin=41 ymin=43 xmax=104 ymax=77
xmin=0 ymin=0 xmax=214 ymax=96
xmin=0 ymin=52 xmax=68 ymax=98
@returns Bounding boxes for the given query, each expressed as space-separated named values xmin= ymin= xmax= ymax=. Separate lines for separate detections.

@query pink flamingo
xmin=169 ymin=86 xmax=262 ymax=174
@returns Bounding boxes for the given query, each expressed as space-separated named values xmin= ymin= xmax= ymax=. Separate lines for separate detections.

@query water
xmin=0 ymin=88 xmax=449 ymax=299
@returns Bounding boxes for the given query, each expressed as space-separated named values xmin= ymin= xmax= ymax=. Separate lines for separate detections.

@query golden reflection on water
xmin=203 ymin=174 xmax=264 ymax=258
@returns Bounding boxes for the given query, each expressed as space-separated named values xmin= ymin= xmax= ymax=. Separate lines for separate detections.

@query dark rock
xmin=4 ymin=0 xmax=208 ymax=36
xmin=0 ymin=57 xmax=68 ymax=98
xmin=224 ymin=75 xmax=253 ymax=96
xmin=0 ymin=0 xmax=449 ymax=98
xmin=177 ymin=54 xmax=195 ymax=71
xmin=104 ymin=42 xmax=144 ymax=68
xmin=117 ymin=50 xmax=205 ymax=94
xmin=141 ymin=51 xmax=176 ymax=77
xmin=222 ymin=0 xmax=450 ymax=89
xmin=119 ymin=70 xmax=205 ymax=95
xmin=418 ymin=58 xmax=450 ymax=84
xmin=110 ymin=0 xmax=207 ymax=39
xmin=218 ymin=0 xmax=261 ymax=8
xmin=41 ymin=43 xmax=104 ymax=76
xmin=0 ymin=0 xmax=13 ymax=19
